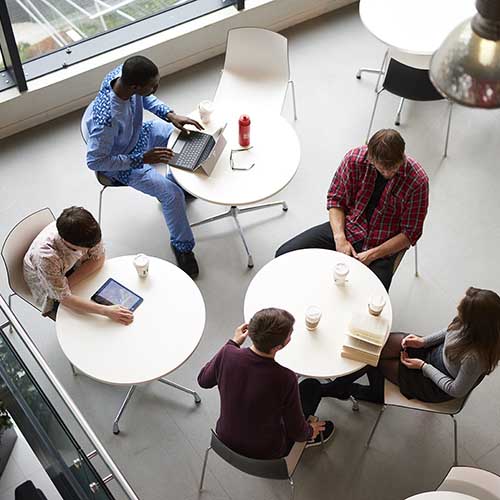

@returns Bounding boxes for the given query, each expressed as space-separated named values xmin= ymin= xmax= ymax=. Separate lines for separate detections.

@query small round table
xmin=360 ymin=0 xmax=476 ymax=56
xmin=170 ymin=112 xmax=300 ymax=268
xmin=243 ymin=249 xmax=392 ymax=379
xmin=56 ymin=256 xmax=206 ymax=434
xmin=406 ymin=492 xmax=479 ymax=500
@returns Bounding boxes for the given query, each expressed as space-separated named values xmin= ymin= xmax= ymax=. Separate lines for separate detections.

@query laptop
xmin=169 ymin=125 xmax=227 ymax=176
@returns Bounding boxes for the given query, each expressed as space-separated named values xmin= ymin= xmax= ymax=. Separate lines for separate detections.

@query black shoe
xmin=306 ymin=420 xmax=335 ymax=448
xmin=171 ymin=246 xmax=199 ymax=278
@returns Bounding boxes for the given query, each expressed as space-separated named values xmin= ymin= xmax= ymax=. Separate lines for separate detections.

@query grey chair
xmin=1 ymin=208 xmax=55 ymax=315
xmin=392 ymin=244 xmax=419 ymax=277
xmin=80 ymin=107 xmax=126 ymax=225
xmin=365 ymin=379 xmax=482 ymax=466
xmin=199 ymin=430 xmax=306 ymax=499
xmin=366 ymin=55 xmax=453 ymax=157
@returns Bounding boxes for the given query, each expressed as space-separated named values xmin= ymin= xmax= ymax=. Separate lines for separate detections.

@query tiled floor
xmin=1 ymin=4 xmax=500 ymax=500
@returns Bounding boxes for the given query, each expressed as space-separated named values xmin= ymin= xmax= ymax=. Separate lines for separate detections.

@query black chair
xmin=199 ymin=430 xmax=307 ymax=499
xmin=80 ymin=106 xmax=126 ymax=225
xmin=366 ymin=57 xmax=454 ymax=157
xmin=15 ymin=480 xmax=48 ymax=500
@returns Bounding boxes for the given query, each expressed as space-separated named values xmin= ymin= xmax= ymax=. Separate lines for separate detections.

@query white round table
xmin=169 ymin=111 xmax=300 ymax=268
xmin=56 ymin=256 xmax=205 ymax=434
xmin=360 ymin=0 xmax=476 ymax=56
xmin=406 ymin=492 xmax=478 ymax=500
xmin=243 ymin=249 xmax=392 ymax=379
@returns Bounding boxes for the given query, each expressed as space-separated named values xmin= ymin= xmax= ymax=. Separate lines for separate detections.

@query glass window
xmin=6 ymin=0 xmax=198 ymax=63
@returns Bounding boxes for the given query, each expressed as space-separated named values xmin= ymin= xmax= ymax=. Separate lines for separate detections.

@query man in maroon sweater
xmin=198 ymin=308 xmax=335 ymax=459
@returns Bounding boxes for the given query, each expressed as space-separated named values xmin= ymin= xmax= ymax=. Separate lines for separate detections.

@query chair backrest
xmin=1 ymin=208 xmax=55 ymax=308
xmin=383 ymin=58 xmax=444 ymax=102
xmin=209 ymin=430 xmax=290 ymax=480
xmin=392 ymin=248 xmax=407 ymax=275
xmin=214 ymin=28 xmax=291 ymax=116
xmin=438 ymin=466 xmax=500 ymax=500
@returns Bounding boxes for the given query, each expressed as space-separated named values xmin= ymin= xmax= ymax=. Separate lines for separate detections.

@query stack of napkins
xmin=341 ymin=312 xmax=389 ymax=366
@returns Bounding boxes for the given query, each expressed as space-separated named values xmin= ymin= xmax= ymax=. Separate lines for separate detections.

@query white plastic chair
xmin=366 ymin=379 xmax=480 ymax=466
xmin=438 ymin=467 xmax=500 ymax=500
xmin=1 ymin=208 xmax=55 ymax=313
xmin=214 ymin=27 xmax=297 ymax=119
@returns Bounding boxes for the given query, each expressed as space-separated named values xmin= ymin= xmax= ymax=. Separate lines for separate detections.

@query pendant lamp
xmin=430 ymin=0 xmax=500 ymax=108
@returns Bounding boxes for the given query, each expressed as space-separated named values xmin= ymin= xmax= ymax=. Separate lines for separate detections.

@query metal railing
xmin=0 ymin=293 xmax=140 ymax=500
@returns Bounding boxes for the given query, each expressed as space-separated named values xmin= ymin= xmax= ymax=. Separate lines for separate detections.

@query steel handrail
xmin=0 ymin=294 xmax=140 ymax=500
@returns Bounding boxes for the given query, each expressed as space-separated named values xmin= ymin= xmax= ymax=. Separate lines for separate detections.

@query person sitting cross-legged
xmin=23 ymin=206 xmax=133 ymax=324
xmin=197 ymin=308 xmax=335 ymax=459
xmin=276 ymin=129 xmax=429 ymax=290
xmin=312 ymin=287 xmax=500 ymax=405
xmin=84 ymin=55 xmax=202 ymax=278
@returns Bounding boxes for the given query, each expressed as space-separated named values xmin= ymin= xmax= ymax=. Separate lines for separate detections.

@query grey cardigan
xmin=421 ymin=329 xmax=484 ymax=399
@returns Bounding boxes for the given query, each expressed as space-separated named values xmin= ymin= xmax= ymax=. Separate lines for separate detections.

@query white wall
xmin=0 ymin=0 xmax=355 ymax=139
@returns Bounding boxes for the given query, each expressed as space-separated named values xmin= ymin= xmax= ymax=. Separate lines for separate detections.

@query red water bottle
xmin=239 ymin=114 xmax=251 ymax=147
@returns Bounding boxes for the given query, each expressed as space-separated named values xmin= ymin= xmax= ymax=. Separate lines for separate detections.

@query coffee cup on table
xmin=133 ymin=254 xmax=149 ymax=278
xmin=368 ymin=294 xmax=386 ymax=316
xmin=334 ymin=262 xmax=349 ymax=285
xmin=305 ymin=305 xmax=322 ymax=331
xmin=198 ymin=100 xmax=214 ymax=124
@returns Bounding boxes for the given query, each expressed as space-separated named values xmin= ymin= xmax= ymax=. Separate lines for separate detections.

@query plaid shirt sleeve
xmin=327 ymin=149 xmax=356 ymax=211
xmin=400 ymin=178 xmax=429 ymax=246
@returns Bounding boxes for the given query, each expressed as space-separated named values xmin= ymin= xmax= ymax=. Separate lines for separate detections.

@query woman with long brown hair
xmin=318 ymin=287 xmax=500 ymax=403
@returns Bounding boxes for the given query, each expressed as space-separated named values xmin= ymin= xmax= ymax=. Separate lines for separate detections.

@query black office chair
xmin=366 ymin=57 xmax=453 ymax=157
xmin=80 ymin=106 xmax=126 ymax=225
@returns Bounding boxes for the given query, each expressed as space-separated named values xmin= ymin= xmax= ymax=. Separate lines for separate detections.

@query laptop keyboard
xmin=176 ymin=132 xmax=211 ymax=170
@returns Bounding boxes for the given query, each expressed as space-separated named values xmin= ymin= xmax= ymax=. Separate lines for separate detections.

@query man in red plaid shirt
xmin=276 ymin=129 xmax=429 ymax=290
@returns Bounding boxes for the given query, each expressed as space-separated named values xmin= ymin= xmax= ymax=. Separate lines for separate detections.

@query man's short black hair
xmin=248 ymin=308 xmax=295 ymax=354
xmin=56 ymin=207 xmax=101 ymax=248
xmin=121 ymin=56 xmax=159 ymax=86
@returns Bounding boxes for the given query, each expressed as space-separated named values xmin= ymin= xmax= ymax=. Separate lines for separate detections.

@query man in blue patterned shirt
xmin=84 ymin=56 xmax=203 ymax=278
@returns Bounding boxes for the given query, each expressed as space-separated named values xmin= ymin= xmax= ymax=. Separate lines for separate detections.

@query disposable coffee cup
xmin=198 ymin=100 xmax=214 ymax=124
xmin=133 ymin=254 xmax=149 ymax=278
xmin=368 ymin=294 xmax=386 ymax=316
xmin=305 ymin=305 xmax=322 ymax=331
xmin=334 ymin=262 xmax=349 ymax=285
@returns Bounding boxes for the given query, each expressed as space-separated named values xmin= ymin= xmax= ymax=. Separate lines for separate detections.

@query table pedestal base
xmin=190 ymin=202 xmax=288 ymax=268
xmin=112 ymin=379 xmax=201 ymax=435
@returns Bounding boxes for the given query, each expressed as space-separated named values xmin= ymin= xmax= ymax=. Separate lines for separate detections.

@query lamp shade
xmin=430 ymin=11 xmax=500 ymax=108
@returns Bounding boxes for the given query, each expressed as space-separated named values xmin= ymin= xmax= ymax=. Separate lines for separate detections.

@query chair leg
xmin=452 ymin=415 xmax=458 ymax=466
xmin=414 ymin=243 xmax=419 ymax=277
xmin=443 ymin=102 xmax=453 ymax=158
xmin=7 ymin=293 xmax=14 ymax=334
xmin=366 ymin=90 xmax=383 ymax=144
xmin=350 ymin=395 xmax=360 ymax=412
xmin=199 ymin=446 xmax=211 ymax=491
xmin=98 ymin=186 xmax=107 ymax=226
xmin=395 ymin=98 xmax=405 ymax=126
xmin=366 ymin=405 xmax=386 ymax=448
xmin=69 ymin=362 xmax=77 ymax=376
xmin=289 ymin=477 xmax=295 ymax=500
xmin=288 ymin=80 xmax=298 ymax=121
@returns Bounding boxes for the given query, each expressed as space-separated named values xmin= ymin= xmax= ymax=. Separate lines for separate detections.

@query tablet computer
xmin=91 ymin=278 xmax=143 ymax=311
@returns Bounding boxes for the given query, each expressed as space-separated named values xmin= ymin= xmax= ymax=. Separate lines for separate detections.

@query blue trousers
xmin=120 ymin=120 xmax=195 ymax=253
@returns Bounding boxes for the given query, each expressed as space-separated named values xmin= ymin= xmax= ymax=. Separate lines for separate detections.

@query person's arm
xmin=422 ymin=328 xmax=448 ymax=348
xmin=60 ymin=295 xmax=133 ymax=325
xmin=142 ymin=95 xmax=172 ymax=120
xmin=67 ymin=255 xmax=104 ymax=289
xmin=421 ymin=356 xmax=483 ymax=399
xmin=356 ymin=233 xmax=410 ymax=265
xmin=86 ymin=120 xmax=144 ymax=172
xmin=327 ymin=151 xmax=358 ymax=256
xmin=39 ymin=257 xmax=133 ymax=324
xmin=399 ymin=179 xmax=429 ymax=248
xmin=282 ymin=380 xmax=314 ymax=443
xmin=198 ymin=341 xmax=237 ymax=389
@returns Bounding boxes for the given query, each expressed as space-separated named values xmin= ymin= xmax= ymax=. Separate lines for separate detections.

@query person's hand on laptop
xmin=167 ymin=112 xmax=204 ymax=132
xmin=105 ymin=305 xmax=134 ymax=325
xmin=143 ymin=147 xmax=174 ymax=164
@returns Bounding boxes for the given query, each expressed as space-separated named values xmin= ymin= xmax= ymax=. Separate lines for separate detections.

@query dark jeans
xmin=275 ymin=222 xmax=398 ymax=291
xmin=299 ymin=378 xmax=323 ymax=418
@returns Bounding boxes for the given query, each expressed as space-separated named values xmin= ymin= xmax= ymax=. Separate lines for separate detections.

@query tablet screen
xmin=91 ymin=278 xmax=143 ymax=311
